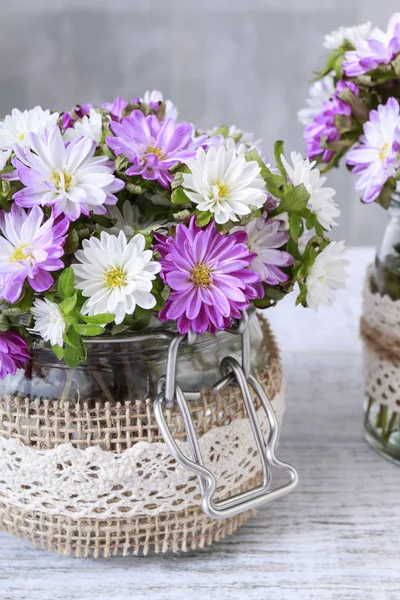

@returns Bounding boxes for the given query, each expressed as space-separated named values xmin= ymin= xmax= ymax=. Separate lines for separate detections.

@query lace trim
xmin=0 ymin=391 xmax=284 ymax=519
xmin=363 ymin=266 xmax=400 ymax=411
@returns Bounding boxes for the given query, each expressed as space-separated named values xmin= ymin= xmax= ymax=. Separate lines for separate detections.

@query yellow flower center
xmin=191 ymin=263 xmax=212 ymax=288
xmin=10 ymin=244 xmax=31 ymax=262
xmin=104 ymin=267 xmax=127 ymax=288
xmin=52 ymin=169 xmax=73 ymax=191
xmin=379 ymin=142 xmax=390 ymax=161
xmin=18 ymin=132 xmax=25 ymax=141
xmin=216 ymin=181 xmax=228 ymax=198
xmin=146 ymin=145 xmax=164 ymax=160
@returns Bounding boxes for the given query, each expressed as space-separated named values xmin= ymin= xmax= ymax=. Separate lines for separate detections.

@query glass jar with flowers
xmin=0 ymin=91 xmax=347 ymax=554
xmin=299 ymin=13 xmax=400 ymax=463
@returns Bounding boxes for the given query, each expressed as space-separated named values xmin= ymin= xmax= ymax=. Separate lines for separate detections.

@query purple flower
xmin=346 ymin=98 xmax=400 ymax=202
xmin=0 ymin=331 xmax=30 ymax=379
xmin=343 ymin=13 xmax=400 ymax=76
xmin=12 ymin=127 xmax=124 ymax=221
xmin=234 ymin=214 xmax=294 ymax=294
xmin=304 ymin=81 xmax=359 ymax=162
xmin=102 ymin=97 xmax=128 ymax=122
xmin=61 ymin=104 xmax=92 ymax=130
xmin=0 ymin=204 xmax=68 ymax=303
xmin=74 ymin=103 xmax=92 ymax=119
xmin=155 ymin=217 xmax=260 ymax=335
xmin=103 ymin=91 xmax=177 ymax=123
xmin=106 ymin=109 xmax=198 ymax=188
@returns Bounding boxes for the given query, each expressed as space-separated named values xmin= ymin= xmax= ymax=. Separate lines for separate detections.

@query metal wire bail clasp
xmin=154 ymin=314 xmax=298 ymax=521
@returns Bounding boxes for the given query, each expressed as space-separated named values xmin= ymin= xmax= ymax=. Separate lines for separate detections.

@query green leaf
xmin=171 ymin=187 xmax=190 ymax=205
xmin=111 ymin=323 xmax=130 ymax=335
xmin=73 ymin=323 xmax=104 ymax=336
xmin=246 ymin=149 xmax=287 ymax=199
xmin=392 ymin=54 xmax=400 ymax=77
xmin=58 ymin=267 xmax=75 ymax=299
xmin=195 ymin=211 xmax=213 ymax=227
xmin=315 ymin=47 xmax=343 ymax=78
xmin=376 ymin=177 xmax=396 ymax=210
xmin=59 ymin=293 xmax=77 ymax=314
xmin=79 ymin=313 xmax=115 ymax=325
xmin=337 ymin=88 xmax=369 ymax=124
xmin=210 ymin=125 xmax=229 ymax=138
xmin=64 ymin=328 xmax=86 ymax=367
xmin=52 ymin=344 xmax=64 ymax=360
xmin=15 ymin=287 xmax=34 ymax=313
xmin=126 ymin=182 xmax=143 ymax=195
xmin=288 ymin=213 xmax=302 ymax=244
xmin=274 ymin=141 xmax=287 ymax=178
xmin=272 ymin=184 xmax=310 ymax=215
xmin=64 ymin=230 xmax=80 ymax=255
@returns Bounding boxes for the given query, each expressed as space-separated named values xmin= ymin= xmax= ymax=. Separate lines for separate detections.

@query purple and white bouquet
xmin=0 ymin=92 xmax=346 ymax=376
xmin=299 ymin=12 xmax=400 ymax=206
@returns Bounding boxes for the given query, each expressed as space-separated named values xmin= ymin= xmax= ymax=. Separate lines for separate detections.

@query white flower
xmin=142 ymin=90 xmax=178 ymax=120
xmin=182 ymin=146 xmax=266 ymax=224
xmin=101 ymin=200 xmax=166 ymax=237
xmin=64 ymin=108 xmax=102 ymax=145
xmin=306 ymin=241 xmax=349 ymax=309
xmin=323 ymin=22 xmax=372 ymax=50
xmin=31 ymin=298 xmax=66 ymax=347
xmin=13 ymin=126 xmax=124 ymax=221
xmin=0 ymin=106 xmax=59 ymax=150
xmin=0 ymin=149 xmax=11 ymax=171
xmin=72 ymin=231 xmax=161 ymax=325
xmin=298 ymin=74 xmax=335 ymax=126
xmin=207 ymin=125 xmax=264 ymax=157
xmin=281 ymin=151 xmax=340 ymax=230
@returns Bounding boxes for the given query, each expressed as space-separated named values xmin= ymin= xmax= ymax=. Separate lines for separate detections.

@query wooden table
xmin=1 ymin=247 xmax=399 ymax=600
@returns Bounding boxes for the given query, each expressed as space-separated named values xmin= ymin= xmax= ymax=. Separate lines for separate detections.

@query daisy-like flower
xmin=209 ymin=125 xmax=263 ymax=156
xmin=182 ymin=145 xmax=266 ymax=225
xmin=0 ymin=331 xmax=30 ymax=379
xmin=106 ymin=109 xmax=197 ymax=188
xmin=12 ymin=127 xmax=124 ymax=221
xmin=304 ymin=81 xmax=359 ymax=162
xmin=323 ymin=22 xmax=371 ymax=50
xmin=306 ymin=241 xmax=349 ymax=309
xmin=233 ymin=214 xmax=294 ymax=293
xmin=72 ymin=231 xmax=161 ymax=325
xmin=0 ymin=149 xmax=12 ymax=171
xmin=346 ymin=98 xmax=400 ymax=202
xmin=101 ymin=97 xmax=128 ymax=123
xmin=0 ymin=106 xmax=59 ymax=150
xmin=141 ymin=90 xmax=178 ymax=120
xmin=281 ymin=151 xmax=340 ymax=230
xmin=102 ymin=200 xmax=166 ymax=237
xmin=343 ymin=13 xmax=400 ymax=76
xmin=64 ymin=108 xmax=103 ymax=145
xmin=31 ymin=298 xmax=66 ymax=347
xmin=155 ymin=217 xmax=260 ymax=335
xmin=298 ymin=74 xmax=335 ymax=126
xmin=0 ymin=205 xmax=68 ymax=303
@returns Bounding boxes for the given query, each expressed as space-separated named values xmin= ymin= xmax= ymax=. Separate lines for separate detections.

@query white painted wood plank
xmin=1 ymin=247 xmax=399 ymax=600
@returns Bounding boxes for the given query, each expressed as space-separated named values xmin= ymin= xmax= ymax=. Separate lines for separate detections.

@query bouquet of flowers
xmin=299 ymin=12 xmax=400 ymax=207
xmin=0 ymin=91 xmax=347 ymax=377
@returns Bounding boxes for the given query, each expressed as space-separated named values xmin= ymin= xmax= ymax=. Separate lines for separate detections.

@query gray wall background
xmin=1 ymin=0 xmax=399 ymax=246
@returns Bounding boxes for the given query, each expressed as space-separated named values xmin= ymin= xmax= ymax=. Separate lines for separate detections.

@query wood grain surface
xmin=1 ymin=247 xmax=399 ymax=600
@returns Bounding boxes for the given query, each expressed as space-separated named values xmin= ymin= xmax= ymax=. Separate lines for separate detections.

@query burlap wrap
xmin=0 ymin=316 xmax=284 ymax=557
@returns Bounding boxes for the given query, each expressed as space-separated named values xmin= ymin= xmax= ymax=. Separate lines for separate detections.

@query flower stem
xmin=59 ymin=368 xmax=75 ymax=409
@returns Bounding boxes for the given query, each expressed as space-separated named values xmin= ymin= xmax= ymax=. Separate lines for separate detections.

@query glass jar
xmin=364 ymin=193 xmax=400 ymax=464
xmin=0 ymin=311 xmax=268 ymax=406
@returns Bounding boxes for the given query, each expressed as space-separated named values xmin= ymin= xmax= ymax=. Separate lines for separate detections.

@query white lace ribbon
xmin=363 ymin=266 xmax=400 ymax=411
xmin=0 ymin=391 xmax=284 ymax=519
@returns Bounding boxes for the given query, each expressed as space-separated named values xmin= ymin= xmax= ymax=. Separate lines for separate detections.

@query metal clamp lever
xmin=153 ymin=318 xmax=298 ymax=521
